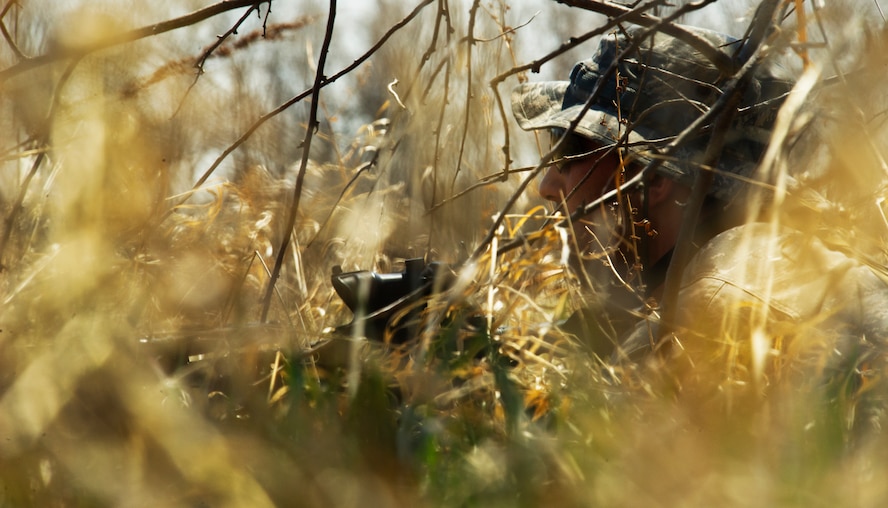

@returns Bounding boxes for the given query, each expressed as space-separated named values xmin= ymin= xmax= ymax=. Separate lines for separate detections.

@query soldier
xmin=511 ymin=24 xmax=888 ymax=419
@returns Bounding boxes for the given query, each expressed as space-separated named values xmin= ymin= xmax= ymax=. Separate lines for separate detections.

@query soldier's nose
xmin=538 ymin=167 xmax=563 ymax=202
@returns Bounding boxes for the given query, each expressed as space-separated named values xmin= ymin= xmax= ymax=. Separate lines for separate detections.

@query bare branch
xmin=260 ymin=0 xmax=337 ymax=323
xmin=450 ymin=0 xmax=481 ymax=194
xmin=0 ymin=0 xmax=270 ymax=83
xmin=471 ymin=10 xmax=538 ymax=44
xmin=260 ymin=0 xmax=336 ymax=323
xmin=0 ymin=56 xmax=83 ymax=268
xmin=658 ymin=2 xmax=786 ymax=340
xmin=0 ymin=0 xmax=24 ymax=60
xmin=0 ymin=20 xmax=24 ymax=60
xmin=488 ymin=0 xmax=671 ymax=181
xmin=556 ymin=0 xmax=735 ymax=74
xmin=180 ymin=0 xmax=434 ymax=207
xmin=197 ymin=4 xmax=260 ymax=74
xmin=427 ymin=0 xmax=455 ymax=256
xmin=171 ymin=3 xmax=265 ymax=116
xmin=122 ymin=18 xmax=317 ymax=98
xmin=480 ymin=0 xmax=719 ymax=262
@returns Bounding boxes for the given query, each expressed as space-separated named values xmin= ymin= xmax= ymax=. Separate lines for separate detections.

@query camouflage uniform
xmin=511 ymin=25 xmax=888 ymax=410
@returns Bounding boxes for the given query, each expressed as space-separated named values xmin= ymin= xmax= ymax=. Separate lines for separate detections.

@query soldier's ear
xmin=646 ymin=174 xmax=679 ymax=208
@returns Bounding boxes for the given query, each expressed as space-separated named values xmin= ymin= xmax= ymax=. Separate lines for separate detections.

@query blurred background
xmin=1 ymin=1 xmax=887 ymax=506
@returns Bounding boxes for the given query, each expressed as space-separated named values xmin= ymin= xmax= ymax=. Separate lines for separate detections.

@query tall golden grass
xmin=0 ymin=1 xmax=886 ymax=506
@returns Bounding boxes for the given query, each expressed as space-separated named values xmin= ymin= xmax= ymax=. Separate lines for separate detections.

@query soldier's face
xmin=538 ymin=133 xmax=628 ymax=251
xmin=538 ymin=133 xmax=622 ymax=214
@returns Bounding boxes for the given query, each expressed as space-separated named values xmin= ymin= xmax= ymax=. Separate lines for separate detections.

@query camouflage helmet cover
xmin=511 ymin=25 xmax=794 ymax=200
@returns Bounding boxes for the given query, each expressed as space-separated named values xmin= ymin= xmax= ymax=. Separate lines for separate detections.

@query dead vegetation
xmin=0 ymin=1 xmax=887 ymax=506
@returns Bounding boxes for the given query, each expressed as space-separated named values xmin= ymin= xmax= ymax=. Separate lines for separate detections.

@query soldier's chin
xmin=576 ymin=208 xmax=622 ymax=256
xmin=565 ymin=214 xmax=625 ymax=289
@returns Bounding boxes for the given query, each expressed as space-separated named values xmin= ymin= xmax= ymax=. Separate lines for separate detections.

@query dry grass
xmin=0 ymin=1 xmax=887 ymax=507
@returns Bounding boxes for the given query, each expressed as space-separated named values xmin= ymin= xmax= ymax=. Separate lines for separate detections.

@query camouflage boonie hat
xmin=512 ymin=25 xmax=794 ymax=201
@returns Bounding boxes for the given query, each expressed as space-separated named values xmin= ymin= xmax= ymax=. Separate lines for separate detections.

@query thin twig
xmin=556 ymin=0 xmax=734 ymax=74
xmin=259 ymin=0 xmax=336 ymax=322
xmin=0 ymin=0 xmax=23 ymax=60
xmin=426 ymin=0 xmax=454 ymax=257
xmin=489 ymin=0 xmax=668 ymax=87
xmin=450 ymin=0 xmax=480 ymax=194
xmin=122 ymin=18 xmax=316 ymax=98
xmin=487 ymin=0 xmax=672 ymax=180
xmin=429 ymin=165 xmax=538 ymax=212
xmin=304 ymin=160 xmax=376 ymax=250
xmin=420 ymin=58 xmax=448 ymax=102
xmin=477 ymin=3 xmax=715 ymax=262
xmin=811 ymin=1 xmax=888 ymax=177
xmin=0 ymin=0 xmax=16 ymax=18
xmin=0 ymin=0 xmax=270 ymax=83
xmin=0 ymin=57 xmax=83 ymax=268
xmin=471 ymin=10 xmax=538 ymax=44
xmin=0 ymin=18 xmax=24 ymax=60
xmin=420 ymin=0 xmax=446 ymax=70
xmin=397 ymin=0 xmax=451 ymax=108
xmin=658 ymin=1 xmax=784 ymax=340
xmin=496 ymin=171 xmax=646 ymax=258
xmin=261 ymin=0 xmax=272 ymax=34
xmin=178 ymin=0 xmax=434 ymax=210
xmin=201 ymin=5 xmax=262 ymax=73
xmin=171 ymin=4 xmax=265 ymax=117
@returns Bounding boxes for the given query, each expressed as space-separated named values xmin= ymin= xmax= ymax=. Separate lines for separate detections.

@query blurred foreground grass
xmin=1 ymin=1 xmax=888 ymax=507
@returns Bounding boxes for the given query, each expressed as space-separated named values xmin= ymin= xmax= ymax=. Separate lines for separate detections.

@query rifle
xmin=139 ymin=258 xmax=454 ymax=372
xmin=330 ymin=257 xmax=454 ymax=343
